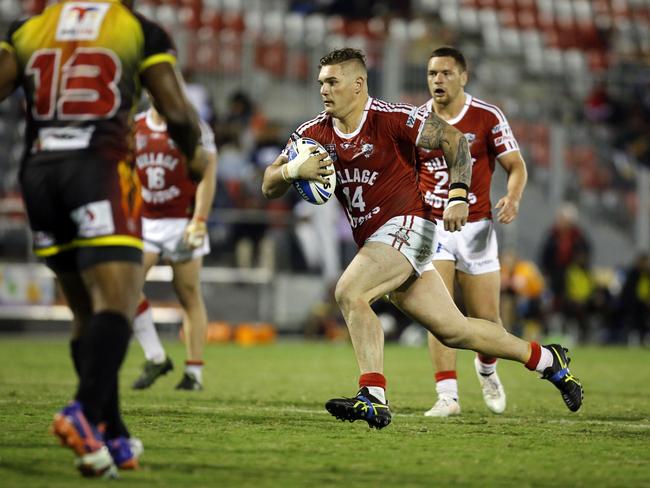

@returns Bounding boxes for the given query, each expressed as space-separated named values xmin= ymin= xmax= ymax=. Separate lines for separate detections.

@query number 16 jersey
xmin=1 ymin=0 xmax=176 ymax=166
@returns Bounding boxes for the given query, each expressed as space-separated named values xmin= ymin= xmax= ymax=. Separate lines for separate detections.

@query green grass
xmin=0 ymin=338 xmax=649 ymax=487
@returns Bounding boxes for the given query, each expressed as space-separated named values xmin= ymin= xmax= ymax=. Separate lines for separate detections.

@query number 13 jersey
xmin=1 ymin=0 xmax=176 ymax=166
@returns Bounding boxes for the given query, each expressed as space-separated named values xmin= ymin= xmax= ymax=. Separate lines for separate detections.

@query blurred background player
xmin=262 ymin=48 xmax=582 ymax=430
xmin=0 ymin=0 xmax=201 ymax=477
xmin=417 ymin=47 xmax=528 ymax=417
xmin=131 ymin=105 xmax=217 ymax=391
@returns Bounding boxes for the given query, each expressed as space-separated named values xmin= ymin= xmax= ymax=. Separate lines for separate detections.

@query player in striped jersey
xmin=0 ymin=0 xmax=202 ymax=476
xmin=417 ymin=46 xmax=548 ymax=418
xmin=262 ymin=48 xmax=583 ymax=429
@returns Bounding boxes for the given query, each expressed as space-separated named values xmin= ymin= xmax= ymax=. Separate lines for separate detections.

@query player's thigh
xmin=433 ymin=260 xmax=456 ymax=297
xmin=457 ymin=270 xmax=501 ymax=322
xmin=81 ymin=261 xmax=144 ymax=319
xmin=143 ymin=251 xmax=160 ymax=274
xmin=336 ymin=242 xmax=414 ymax=305
xmin=171 ymin=257 xmax=204 ymax=307
xmin=391 ymin=268 xmax=466 ymax=336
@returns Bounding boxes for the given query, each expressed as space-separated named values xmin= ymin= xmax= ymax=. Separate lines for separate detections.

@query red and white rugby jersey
xmin=416 ymin=94 xmax=520 ymax=221
xmin=134 ymin=109 xmax=216 ymax=219
xmin=287 ymin=97 xmax=430 ymax=247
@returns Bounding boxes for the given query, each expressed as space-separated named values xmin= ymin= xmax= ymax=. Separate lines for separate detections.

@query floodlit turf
xmin=0 ymin=338 xmax=648 ymax=487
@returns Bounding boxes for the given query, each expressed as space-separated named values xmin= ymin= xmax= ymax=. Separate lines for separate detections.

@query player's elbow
xmin=166 ymin=113 xmax=200 ymax=160
xmin=261 ymin=170 xmax=281 ymax=200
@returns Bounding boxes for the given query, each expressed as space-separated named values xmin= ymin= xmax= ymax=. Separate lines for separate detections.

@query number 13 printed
xmin=26 ymin=47 xmax=122 ymax=121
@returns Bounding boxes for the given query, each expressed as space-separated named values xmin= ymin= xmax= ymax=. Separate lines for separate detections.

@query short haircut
xmin=319 ymin=48 xmax=367 ymax=71
xmin=430 ymin=46 xmax=467 ymax=72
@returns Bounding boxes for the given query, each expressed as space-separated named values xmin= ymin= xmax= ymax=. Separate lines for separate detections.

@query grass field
xmin=0 ymin=337 xmax=649 ymax=487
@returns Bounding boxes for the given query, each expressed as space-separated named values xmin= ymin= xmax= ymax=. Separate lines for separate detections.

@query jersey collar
xmin=427 ymin=94 xmax=472 ymax=125
xmin=145 ymin=109 xmax=167 ymax=132
xmin=333 ymin=97 xmax=372 ymax=139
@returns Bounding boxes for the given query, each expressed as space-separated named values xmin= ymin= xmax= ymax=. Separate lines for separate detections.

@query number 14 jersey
xmin=290 ymin=97 xmax=431 ymax=247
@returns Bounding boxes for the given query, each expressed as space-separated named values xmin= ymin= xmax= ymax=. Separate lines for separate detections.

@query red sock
xmin=525 ymin=342 xmax=541 ymax=370
xmin=477 ymin=354 xmax=497 ymax=364
xmin=136 ymin=299 xmax=149 ymax=317
xmin=186 ymin=360 xmax=204 ymax=366
xmin=435 ymin=370 xmax=457 ymax=382
xmin=359 ymin=372 xmax=386 ymax=390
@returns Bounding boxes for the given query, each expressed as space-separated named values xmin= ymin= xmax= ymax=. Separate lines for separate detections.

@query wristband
xmin=281 ymin=164 xmax=293 ymax=182
xmin=448 ymin=182 xmax=469 ymax=203
xmin=445 ymin=199 xmax=468 ymax=210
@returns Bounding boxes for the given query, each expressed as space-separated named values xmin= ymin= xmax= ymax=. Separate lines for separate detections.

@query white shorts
xmin=433 ymin=219 xmax=499 ymax=275
xmin=142 ymin=217 xmax=210 ymax=263
xmin=366 ymin=215 xmax=437 ymax=276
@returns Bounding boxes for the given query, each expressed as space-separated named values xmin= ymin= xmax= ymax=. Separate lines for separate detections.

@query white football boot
xmin=474 ymin=357 xmax=506 ymax=414
xmin=423 ymin=394 xmax=461 ymax=417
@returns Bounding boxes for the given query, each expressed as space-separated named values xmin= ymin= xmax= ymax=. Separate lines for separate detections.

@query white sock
xmin=365 ymin=386 xmax=386 ymax=404
xmin=476 ymin=356 xmax=497 ymax=376
xmin=133 ymin=301 xmax=166 ymax=364
xmin=534 ymin=347 xmax=554 ymax=374
xmin=436 ymin=379 xmax=458 ymax=400
xmin=185 ymin=363 xmax=203 ymax=384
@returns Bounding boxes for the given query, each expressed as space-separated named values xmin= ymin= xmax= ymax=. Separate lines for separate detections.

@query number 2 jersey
xmin=134 ymin=109 xmax=216 ymax=219
xmin=1 ymin=0 xmax=176 ymax=166
xmin=417 ymin=94 xmax=520 ymax=221
xmin=289 ymin=97 xmax=430 ymax=247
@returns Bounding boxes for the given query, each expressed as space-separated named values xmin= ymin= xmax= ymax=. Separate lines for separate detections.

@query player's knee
xmin=435 ymin=325 xmax=469 ymax=349
xmin=175 ymin=281 xmax=202 ymax=307
xmin=334 ymin=278 xmax=361 ymax=313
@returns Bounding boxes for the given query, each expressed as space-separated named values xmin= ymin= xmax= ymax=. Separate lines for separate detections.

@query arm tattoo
xmin=446 ymin=135 xmax=472 ymax=187
xmin=417 ymin=111 xmax=447 ymax=150
xmin=417 ymin=111 xmax=472 ymax=187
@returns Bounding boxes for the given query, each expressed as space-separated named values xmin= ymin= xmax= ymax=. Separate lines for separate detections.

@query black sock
xmin=70 ymin=337 xmax=82 ymax=377
xmin=103 ymin=378 xmax=130 ymax=439
xmin=75 ymin=311 xmax=131 ymax=425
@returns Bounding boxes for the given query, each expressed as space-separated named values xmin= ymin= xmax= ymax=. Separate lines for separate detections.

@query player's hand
xmin=187 ymin=147 xmax=208 ymax=182
xmin=295 ymin=150 xmax=334 ymax=184
xmin=442 ymin=202 xmax=469 ymax=232
xmin=495 ymin=195 xmax=520 ymax=224
xmin=183 ymin=218 xmax=207 ymax=248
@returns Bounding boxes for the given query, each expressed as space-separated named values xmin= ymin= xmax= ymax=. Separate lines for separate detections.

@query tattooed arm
xmin=416 ymin=111 xmax=471 ymax=232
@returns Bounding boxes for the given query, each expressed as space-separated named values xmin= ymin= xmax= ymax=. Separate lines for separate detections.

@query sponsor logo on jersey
xmin=33 ymin=231 xmax=56 ymax=248
xmin=141 ymin=186 xmax=181 ymax=204
xmin=464 ymin=133 xmax=476 ymax=145
xmin=406 ymin=106 xmax=419 ymax=128
xmin=324 ymin=144 xmax=338 ymax=161
xmin=56 ymin=2 xmax=110 ymax=41
xmin=491 ymin=124 xmax=505 ymax=134
xmin=495 ymin=135 xmax=515 ymax=146
xmin=423 ymin=156 xmax=447 ymax=173
xmin=70 ymin=200 xmax=115 ymax=237
xmin=38 ymin=126 xmax=95 ymax=151
xmin=361 ymin=143 xmax=374 ymax=158
xmin=136 ymin=134 xmax=148 ymax=151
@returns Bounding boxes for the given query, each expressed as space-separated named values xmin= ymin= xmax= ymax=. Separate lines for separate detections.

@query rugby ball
xmin=289 ymin=137 xmax=336 ymax=205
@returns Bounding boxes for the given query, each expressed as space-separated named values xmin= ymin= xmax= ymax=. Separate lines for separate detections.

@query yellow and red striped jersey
xmin=1 ymin=0 xmax=176 ymax=164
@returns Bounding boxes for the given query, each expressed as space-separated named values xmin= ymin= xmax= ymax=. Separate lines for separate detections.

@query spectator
xmin=540 ymin=203 xmax=592 ymax=311
xmin=500 ymin=249 xmax=545 ymax=341
xmin=619 ymin=253 xmax=650 ymax=346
